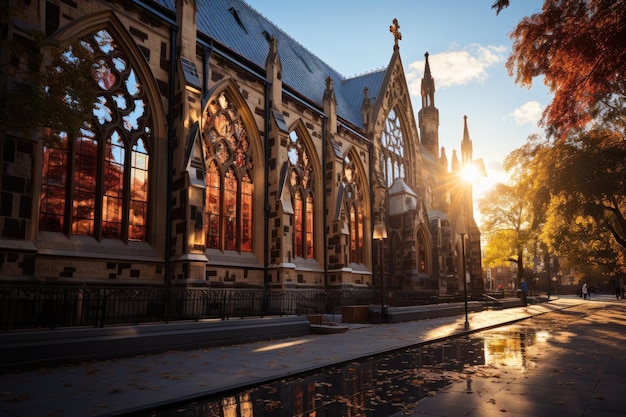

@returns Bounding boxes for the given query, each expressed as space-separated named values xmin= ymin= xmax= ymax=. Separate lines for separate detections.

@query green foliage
xmin=530 ymin=129 xmax=626 ymax=274
xmin=0 ymin=30 xmax=97 ymax=139
xmin=491 ymin=0 xmax=511 ymax=15
xmin=486 ymin=128 xmax=626 ymax=278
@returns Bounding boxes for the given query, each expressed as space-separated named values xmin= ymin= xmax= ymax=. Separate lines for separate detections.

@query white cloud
xmin=406 ymin=44 xmax=507 ymax=94
xmin=510 ymin=101 xmax=543 ymax=125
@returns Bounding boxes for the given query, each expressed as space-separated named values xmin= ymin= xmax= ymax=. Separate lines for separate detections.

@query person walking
xmin=582 ymin=283 xmax=588 ymax=300
xmin=520 ymin=278 xmax=528 ymax=306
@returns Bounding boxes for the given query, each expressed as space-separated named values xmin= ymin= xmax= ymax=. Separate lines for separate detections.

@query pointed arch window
xmin=343 ymin=155 xmax=364 ymax=264
xmin=418 ymin=235 xmax=427 ymax=273
xmin=288 ymin=130 xmax=314 ymax=259
xmin=39 ymin=29 xmax=152 ymax=241
xmin=203 ymin=93 xmax=253 ymax=252
xmin=380 ymin=108 xmax=406 ymax=187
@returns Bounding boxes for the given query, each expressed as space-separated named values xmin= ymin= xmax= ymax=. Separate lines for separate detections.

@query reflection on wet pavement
xmin=144 ymin=323 xmax=554 ymax=417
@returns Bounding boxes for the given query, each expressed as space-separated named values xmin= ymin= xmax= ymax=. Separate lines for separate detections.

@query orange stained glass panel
xmin=223 ymin=168 xmax=237 ymax=251
xmin=102 ymin=134 xmax=124 ymax=238
xmin=240 ymin=174 xmax=252 ymax=252
xmin=357 ymin=205 xmax=364 ymax=263
xmin=206 ymin=162 xmax=221 ymax=249
xmin=129 ymin=138 xmax=149 ymax=241
xmin=40 ymin=134 xmax=69 ymax=232
xmin=294 ymin=191 xmax=303 ymax=258
xmin=306 ymin=194 xmax=314 ymax=258
xmin=72 ymin=136 xmax=98 ymax=236
xmin=350 ymin=205 xmax=357 ymax=262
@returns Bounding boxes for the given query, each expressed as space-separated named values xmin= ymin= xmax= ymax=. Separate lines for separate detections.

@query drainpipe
xmin=264 ymin=81 xmax=270 ymax=287
xmin=165 ymin=25 xmax=177 ymax=288
xmin=368 ymin=136 xmax=376 ymax=293
xmin=322 ymin=116 xmax=328 ymax=288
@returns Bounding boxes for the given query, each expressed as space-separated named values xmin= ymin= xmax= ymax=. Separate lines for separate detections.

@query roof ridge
xmin=343 ymin=67 xmax=388 ymax=82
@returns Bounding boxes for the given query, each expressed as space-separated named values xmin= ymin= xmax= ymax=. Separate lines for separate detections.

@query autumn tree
xmin=527 ymin=129 xmax=626 ymax=275
xmin=498 ymin=0 xmax=626 ymax=140
xmin=479 ymin=182 xmax=538 ymax=284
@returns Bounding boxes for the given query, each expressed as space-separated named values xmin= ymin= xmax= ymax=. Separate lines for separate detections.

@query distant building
xmin=1 ymin=0 xmax=482 ymax=294
xmin=488 ymin=265 xmax=518 ymax=291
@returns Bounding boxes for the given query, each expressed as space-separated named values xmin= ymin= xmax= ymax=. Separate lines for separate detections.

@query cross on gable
xmin=389 ymin=18 xmax=402 ymax=48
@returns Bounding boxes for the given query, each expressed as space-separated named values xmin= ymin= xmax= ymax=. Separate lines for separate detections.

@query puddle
xmin=140 ymin=325 xmax=548 ymax=417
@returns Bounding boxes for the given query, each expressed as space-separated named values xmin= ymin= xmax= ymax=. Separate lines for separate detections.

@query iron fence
xmin=0 ymin=285 xmax=477 ymax=332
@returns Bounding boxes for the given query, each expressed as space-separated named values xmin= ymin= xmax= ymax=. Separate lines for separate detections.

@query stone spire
xmin=265 ymin=36 xmax=283 ymax=110
xmin=422 ymin=52 xmax=435 ymax=108
xmin=418 ymin=52 xmax=440 ymax=157
xmin=323 ymin=76 xmax=337 ymax=135
xmin=439 ymin=146 xmax=448 ymax=172
xmin=451 ymin=149 xmax=461 ymax=173
xmin=361 ymin=86 xmax=373 ymax=135
xmin=461 ymin=115 xmax=473 ymax=165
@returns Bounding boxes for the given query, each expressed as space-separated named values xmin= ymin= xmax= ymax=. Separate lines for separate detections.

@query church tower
xmin=418 ymin=52 xmax=439 ymax=157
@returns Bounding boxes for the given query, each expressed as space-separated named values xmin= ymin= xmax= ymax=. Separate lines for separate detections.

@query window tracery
xmin=343 ymin=155 xmax=364 ymax=264
xmin=39 ymin=29 xmax=151 ymax=241
xmin=288 ymin=130 xmax=314 ymax=258
xmin=418 ymin=237 xmax=427 ymax=273
xmin=203 ymin=93 xmax=253 ymax=252
xmin=380 ymin=108 xmax=406 ymax=187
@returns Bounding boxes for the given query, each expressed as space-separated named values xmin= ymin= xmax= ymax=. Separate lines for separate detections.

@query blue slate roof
xmin=151 ymin=0 xmax=387 ymax=128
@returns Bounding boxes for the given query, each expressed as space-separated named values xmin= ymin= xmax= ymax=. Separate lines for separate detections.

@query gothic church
xmin=0 ymin=0 xmax=483 ymax=295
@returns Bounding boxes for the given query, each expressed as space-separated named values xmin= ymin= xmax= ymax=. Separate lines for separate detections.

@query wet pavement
xmin=401 ymin=296 xmax=626 ymax=417
xmin=1 ymin=295 xmax=624 ymax=416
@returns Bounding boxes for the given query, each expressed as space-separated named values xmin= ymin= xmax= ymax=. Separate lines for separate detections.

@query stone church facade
xmin=1 ymin=0 xmax=483 ymax=294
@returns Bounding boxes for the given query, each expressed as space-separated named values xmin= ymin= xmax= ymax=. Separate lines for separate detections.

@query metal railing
xmin=0 ymin=285 xmax=478 ymax=332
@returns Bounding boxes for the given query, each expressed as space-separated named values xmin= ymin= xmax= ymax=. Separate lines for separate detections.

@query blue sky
xmin=244 ymin=0 xmax=552 ymax=205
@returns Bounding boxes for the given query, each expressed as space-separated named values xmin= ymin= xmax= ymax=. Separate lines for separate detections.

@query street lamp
xmin=373 ymin=221 xmax=387 ymax=323
xmin=459 ymin=232 xmax=470 ymax=329
xmin=456 ymin=211 xmax=470 ymax=330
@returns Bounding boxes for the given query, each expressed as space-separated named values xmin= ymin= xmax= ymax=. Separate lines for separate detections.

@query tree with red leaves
xmin=496 ymin=0 xmax=626 ymax=140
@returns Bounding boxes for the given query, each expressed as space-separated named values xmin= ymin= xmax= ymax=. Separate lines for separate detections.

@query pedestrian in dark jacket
xmin=520 ymin=278 xmax=528 ymax=306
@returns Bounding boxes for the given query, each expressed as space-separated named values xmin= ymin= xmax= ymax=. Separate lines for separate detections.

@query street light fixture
xmin=459 ymin=232 xmax=470 ymax=329
xmin=373 ymin=221 xmax=387 ymax=323
xmin=456 ymin=157 xmax=486 ymax=330
xmin=456 ymin=211 xmax=470 ymax=330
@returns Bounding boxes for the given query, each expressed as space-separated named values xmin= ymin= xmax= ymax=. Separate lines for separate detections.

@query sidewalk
xmin=0 ymin=295 xmax=622 ymax=416
xmin=400 ymin=294 xmax=626 ymax=417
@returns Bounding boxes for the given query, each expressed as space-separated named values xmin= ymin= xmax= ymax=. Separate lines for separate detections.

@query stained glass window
xmin=40 ymin=133 xmax=69 ymax=232
xmin=288 ymin=130 xmax=314 ymax=259
xmin=71 ymin=131 xmax=98 ymax=236
xmin=305 ymin=194 xmax=314 ymax=258
xmin=39 ymin=29 xmax=152 ymax=241
xmin=418 ymin=237 xmax=427 ymax=272
xmin=203 ymin=93 xmax=253 ymax=252
xmin=343 ymin=155 xmax=364 ymax=264
xmin=129 ymin=138 xmax=149 ymax=241
xmin=380 ymin=108 xmax=406 ymax=187
xmin=206 ymin=161 xmax=221 ymax=249
xmin=102 ymin=131 xmax=124 ymax=238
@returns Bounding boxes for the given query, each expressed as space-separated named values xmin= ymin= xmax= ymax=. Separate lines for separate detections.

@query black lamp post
xmin=460 ymin=232 xmax=469 ymax=329
xmin=546 ymin=253 xmax=551 ymax=300
xmin=374 ymin=220 xmax=387 ymax=323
